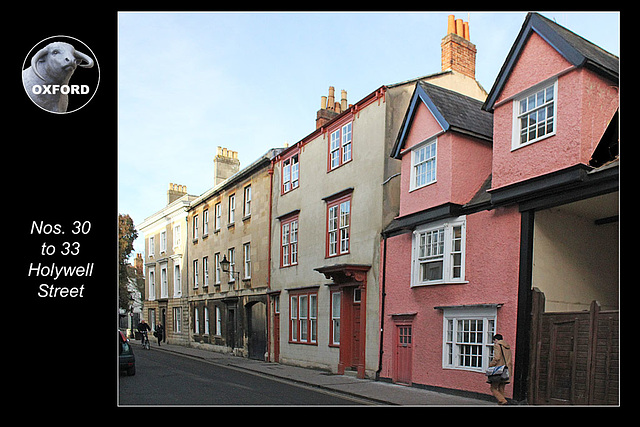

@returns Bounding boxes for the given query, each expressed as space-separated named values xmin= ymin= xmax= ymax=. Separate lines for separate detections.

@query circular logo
xmin=22 ymin=35 xmax=100 ymax=114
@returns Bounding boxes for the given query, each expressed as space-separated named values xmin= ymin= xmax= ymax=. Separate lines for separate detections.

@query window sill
xmin=510 ymin=132 xmax=555 ymax=151
xmin=409 ymin=179 xmax=437 ymax=193
xmin=442 ymin=366 xmax=484 ymax=374
xmin=411 ymin=280 xmax=468 ymax=288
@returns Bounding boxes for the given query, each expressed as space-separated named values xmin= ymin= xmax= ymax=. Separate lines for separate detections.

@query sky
xmin=117 ymin=11 xmax=620 ymax=259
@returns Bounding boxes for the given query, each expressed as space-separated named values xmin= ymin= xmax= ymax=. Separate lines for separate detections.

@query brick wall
xmin=441 ymin=33 xmax=477 ymax=79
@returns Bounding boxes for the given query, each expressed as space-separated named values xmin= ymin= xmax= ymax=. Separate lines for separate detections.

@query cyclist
xmin=137 ymin=320 xmax=151 ymax=349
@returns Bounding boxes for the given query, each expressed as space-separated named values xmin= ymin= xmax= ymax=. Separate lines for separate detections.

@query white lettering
xmin=31 ymin=85 xmax=91 ymax=95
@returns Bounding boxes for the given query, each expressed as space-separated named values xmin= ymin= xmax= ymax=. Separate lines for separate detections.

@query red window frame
xmin=326 ymin=193 xmax=351 ymax=258
xmin=326 ymin=118 xmax=353 ymax=172
xmin=280 ymin=214 xmax=299 ymax=268
xmin=289 ymin=290 xmax=318 ymax=345
xmin=281 ymin=148 xmax=300 ymax=194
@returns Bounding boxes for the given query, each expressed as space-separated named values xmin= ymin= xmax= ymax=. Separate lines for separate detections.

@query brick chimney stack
xmin=316 ymin=86 xmax=348 ymax=129
xmin=133 ymin=253 xmax=143 ymax=274
xmin=213 ymin=146 xmax=240 ymax=186
xmin=441 ymin=14 xmax=477 ymax=79
xmin=167 ymin=182 xmax=188 ymax=204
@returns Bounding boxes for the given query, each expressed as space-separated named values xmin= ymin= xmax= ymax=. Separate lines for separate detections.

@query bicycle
xmin=140 ymin=330 xmax=150 ymax=350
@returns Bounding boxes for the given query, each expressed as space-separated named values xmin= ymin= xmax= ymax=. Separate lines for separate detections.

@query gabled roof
xmin=483 ymin=12 xmax=619 ymax=112
xmin=391 ymin=81 xmax=493 ymax=159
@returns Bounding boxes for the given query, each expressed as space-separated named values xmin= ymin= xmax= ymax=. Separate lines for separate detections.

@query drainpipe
xmin=376 ymin=233 xmax=388 ymax=380
xmin=266 ymin=159 xmax=275 ymax=361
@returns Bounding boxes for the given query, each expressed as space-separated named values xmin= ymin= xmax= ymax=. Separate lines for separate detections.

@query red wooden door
xmin=395 ymin=325 xmax=413 ymax=385
xmin=272 ymin=297 xmax=280 ymax=363
xmin=351 ymin=302 xmax=361 ymax=367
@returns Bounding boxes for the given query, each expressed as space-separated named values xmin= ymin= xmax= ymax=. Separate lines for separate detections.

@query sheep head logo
xmin=23 ymin=37 xmax=99 ymax=113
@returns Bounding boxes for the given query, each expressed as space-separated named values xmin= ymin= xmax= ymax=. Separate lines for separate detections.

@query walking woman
xmin=488 ymin=334 xmax=513 ymax=405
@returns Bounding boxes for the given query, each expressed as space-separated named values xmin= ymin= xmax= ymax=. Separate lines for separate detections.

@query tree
xmin=119 ymin=214 xmax=140 ymax=311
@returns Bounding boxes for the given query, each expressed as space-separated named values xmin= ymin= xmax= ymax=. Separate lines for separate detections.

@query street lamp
xmin=219 ymin=254 xmax=240 ymax=286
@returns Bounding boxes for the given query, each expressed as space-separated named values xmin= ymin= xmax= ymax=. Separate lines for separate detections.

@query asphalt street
xmin=119 ymin=346 xmax=374 ymax=406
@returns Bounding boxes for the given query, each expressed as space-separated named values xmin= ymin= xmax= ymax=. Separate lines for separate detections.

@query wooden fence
xmin=528 ymin=288 xmax=619 ymax=405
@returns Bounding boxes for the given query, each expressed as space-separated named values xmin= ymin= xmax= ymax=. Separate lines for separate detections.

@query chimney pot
xmin=447 ymin=14 xmax=456 ymax=35
xmin=321 ymin=95 xmax=327 ymax=109
xmin=455 ymin=19 xmax=463 ymax=37
xmin=341 ymin=90 xmax=348 ymax=111
xmin=328 ymin=86 xmax=335 ymax=111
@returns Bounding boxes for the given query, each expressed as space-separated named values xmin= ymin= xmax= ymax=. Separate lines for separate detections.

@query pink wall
xmin=381 ymin=206 xmax=521 ymax=396
xmin=491 ymin=32 xmax=619 ymax=190
xmin=398 ymin=101 xmax=492 ymax=217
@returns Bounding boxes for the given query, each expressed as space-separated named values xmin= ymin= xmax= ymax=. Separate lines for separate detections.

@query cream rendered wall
xmin=533 ymin=202 xmax=618 ymax=312
xmin=270 ymin=93 xmax=394 ymax=375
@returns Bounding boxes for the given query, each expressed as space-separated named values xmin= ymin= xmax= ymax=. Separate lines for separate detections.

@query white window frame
xmin=149 ymin=236 xmax=155 ymax=257
xmin=442 ymin=306 xmax=496 ymax=372
xmin=193 ymin=259 xmax=199 ymax=288
xmin=228 ymin=248 xmax=235 ymax=283
xmin=160 ymin=264 xmax=168 ymax=298
xmin=173 ymin=224 xmax=181 ymax=248
xmin=215 ymin=306 xmax=222 ymax=336
xmin=203 ymin=209 xmax=209 ymax=236
xmin=193 ymin=215 xmax=199 ymax=239
xmin=173 ymin=263 xmax=182 ymax=297
xmin=511 ymin=78 xmax=557 ymax=150
xmin=410 ymin=137 xmax=437 ymax=191
xmin=244 ymin=185 xmax=252 ymax=217
xmin=229 ymin=195 xmax=236 ymax=224
xmin=203 ymin=256 xmax=209 ymax=287
xmin=204 ymin=306 xmax=210 ymax=335
xmin=331 ymin=291 xmax=341 ymax=346
xmin=243 ymin=242 xmax=251 ymax=279
xmin=173 ymin=307 xmax=182 ymax=333
xmin=412 ymin=216 xmax=466 ymax=286
xmin=214 ymin=252 xmax=221 ymax=284
xmin=148 ymin=268 xmax=156 ymax=300
xmin=341 ymin=122 xmax=352 ymax=164
xmin=215 ymin=203 xmax=221 ymax=231
xmin=160 ymin=231 xmax=166 ymax=253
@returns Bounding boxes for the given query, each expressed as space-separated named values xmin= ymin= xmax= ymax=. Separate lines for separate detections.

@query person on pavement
xmin=155 ymin=323 xmax=164 ymax=346
xmin=487 ymin=334 xmax=513 ymax=405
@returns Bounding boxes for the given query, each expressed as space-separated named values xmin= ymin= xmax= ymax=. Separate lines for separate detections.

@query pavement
xmin=132 ymin=340 xmax=495 ymax=406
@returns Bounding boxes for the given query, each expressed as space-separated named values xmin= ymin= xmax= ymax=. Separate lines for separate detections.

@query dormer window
xmin=513 ymin=80 xmax=557 ymax=150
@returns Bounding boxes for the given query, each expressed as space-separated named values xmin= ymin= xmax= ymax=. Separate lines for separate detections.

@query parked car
xmin=119 ymin=330 xmax=135 ymax=376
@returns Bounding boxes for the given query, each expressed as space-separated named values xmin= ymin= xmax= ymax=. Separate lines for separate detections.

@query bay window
xmin=412 ymin=216 xmax=466 ymax=286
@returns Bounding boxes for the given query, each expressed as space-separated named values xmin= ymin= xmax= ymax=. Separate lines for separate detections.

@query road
xmin=119 ymin=346 xmax=372 ymax=406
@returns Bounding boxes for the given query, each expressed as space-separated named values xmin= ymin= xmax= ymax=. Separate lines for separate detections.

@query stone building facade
xmin=187 ymin=148 xmax=282 ymax=359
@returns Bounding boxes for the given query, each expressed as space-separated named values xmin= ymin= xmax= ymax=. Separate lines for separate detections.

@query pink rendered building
xmin=379 ymin=13 xmax=618 ymax=404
